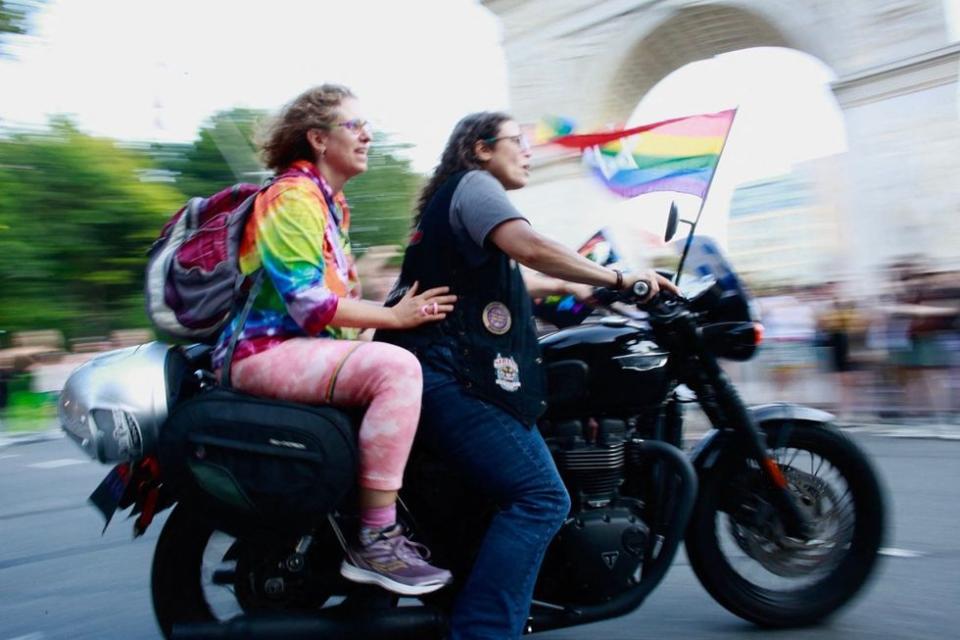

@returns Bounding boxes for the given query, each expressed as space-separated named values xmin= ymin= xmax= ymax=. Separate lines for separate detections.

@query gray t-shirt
xmin=450 ymin=170 xmax=527 ymax=267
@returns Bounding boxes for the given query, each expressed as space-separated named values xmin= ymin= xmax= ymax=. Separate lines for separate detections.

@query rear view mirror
xmin=664 ymin=202 xmax=679 ymax=242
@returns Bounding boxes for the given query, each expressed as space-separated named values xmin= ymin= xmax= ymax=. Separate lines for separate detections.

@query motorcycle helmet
xmin=58 ymin=341 xmax=194 ymax=463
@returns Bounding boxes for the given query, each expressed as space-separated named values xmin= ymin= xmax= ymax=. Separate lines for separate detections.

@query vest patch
xmin=493 ymin=354 xmax=521 ymax=392
xmin=482 ymin=301 xmax=512 ymax=335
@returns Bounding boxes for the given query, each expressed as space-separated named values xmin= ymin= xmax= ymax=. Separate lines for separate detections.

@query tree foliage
xmin=156 ymin=111 xmax=421 ymax=251
xmin=0 ymin=1 xmax=42 ymax=57
xmin=170 ymin=107 xmax=268 ymax=199
xmin=0 ymin=110 xmax=424 ymax=339
xmin=0 ymin=119 xmax=183 ymax=337
xmin=345 ymin=133 xmax=421 ymax=252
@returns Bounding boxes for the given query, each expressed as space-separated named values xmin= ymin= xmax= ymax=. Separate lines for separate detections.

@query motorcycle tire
xmin=153 ymin=503 xmax=349 ymax=638
xmin=151 ymin=503 xmax=223 ymax=638
xmin=685 ymin=421 xmax=884 ymax=628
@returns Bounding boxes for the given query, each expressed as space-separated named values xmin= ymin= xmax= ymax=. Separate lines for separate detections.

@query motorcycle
xmin=58 ymin=210 xmax=885 ymax=639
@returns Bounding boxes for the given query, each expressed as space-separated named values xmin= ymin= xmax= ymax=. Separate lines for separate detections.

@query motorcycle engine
xmin=537 ymin=418 xmax=651 ymax=603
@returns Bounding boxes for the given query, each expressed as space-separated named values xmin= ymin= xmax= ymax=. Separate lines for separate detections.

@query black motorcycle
xmin=60 ymin=214 xmax=885 ymax=639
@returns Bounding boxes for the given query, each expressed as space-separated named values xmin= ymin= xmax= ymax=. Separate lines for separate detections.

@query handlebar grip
xmin=631 ymin=280 xmax=651 ymax=299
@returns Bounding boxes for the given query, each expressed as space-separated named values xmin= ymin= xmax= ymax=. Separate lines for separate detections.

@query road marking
xmin=879 ymin=547 xmax=925 ymax=558
xmin=27 ymin=458 xmax=85 ymax=469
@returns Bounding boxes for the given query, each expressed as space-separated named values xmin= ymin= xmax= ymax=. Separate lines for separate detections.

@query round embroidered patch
xmin=482 ymin=302 xmax=512 ymax=335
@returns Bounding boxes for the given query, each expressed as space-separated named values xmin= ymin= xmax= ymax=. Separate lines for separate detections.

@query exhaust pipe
xmin=172 ymin=606 xmax=446 ymax=640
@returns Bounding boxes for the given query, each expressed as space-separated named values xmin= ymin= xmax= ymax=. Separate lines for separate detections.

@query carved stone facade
xmin=483 ymin=0 xmax=960 ymax=284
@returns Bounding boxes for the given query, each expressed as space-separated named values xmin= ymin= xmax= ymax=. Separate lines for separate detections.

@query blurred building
xmin=484 ymin=0 xmax=960 ymax=287
xmin=726 ymin=165 xmax=842 ymax=287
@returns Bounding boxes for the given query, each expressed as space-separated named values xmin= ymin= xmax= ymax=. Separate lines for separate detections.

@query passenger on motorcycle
xmin=213 ymin=85 xmax=456 ymax=595
xmin=377 ymin=112 xmax=678 ymax=639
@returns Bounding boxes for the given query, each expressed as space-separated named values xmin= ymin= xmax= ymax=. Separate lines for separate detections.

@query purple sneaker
xmin=340 ymin=525 xmax=453 ymax=595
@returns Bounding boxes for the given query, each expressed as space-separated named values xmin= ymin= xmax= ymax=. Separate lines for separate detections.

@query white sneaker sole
xmin=339 ymin=560 xmax=450 ymax=596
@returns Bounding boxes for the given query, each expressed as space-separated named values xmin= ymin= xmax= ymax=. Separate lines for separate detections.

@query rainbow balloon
xmin=550 ymin=109 xmax=737 ymax=199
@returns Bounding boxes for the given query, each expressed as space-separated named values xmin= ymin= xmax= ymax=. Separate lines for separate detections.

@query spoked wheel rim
xmin=720 ymin=447 xmax=857 ymax=590
xmin=200 ymin=531 xmax=245 ymax=621
xmin=152 ymin=505 xmax=339 ymax=638
xmin=685 ymin=422 xmax=885 ymax=627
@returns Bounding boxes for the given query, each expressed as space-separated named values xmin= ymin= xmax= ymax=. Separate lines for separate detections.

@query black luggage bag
xmin=157 ymin=387 xmax=358 ymax=526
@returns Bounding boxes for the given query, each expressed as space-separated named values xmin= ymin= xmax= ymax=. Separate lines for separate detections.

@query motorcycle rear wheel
xmin=151 ymin=504 xmax=336 ymax=638
xmin=685 ymin=422 xmax=884 ymax=628
xmin=152 ymin=504 xmax=237 ymax=638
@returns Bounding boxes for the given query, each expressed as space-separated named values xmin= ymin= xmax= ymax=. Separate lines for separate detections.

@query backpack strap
xmin=219 ymin=270 xmax=265 ymax=389
xmin=218 ymin=174 xmax=278 ymax=388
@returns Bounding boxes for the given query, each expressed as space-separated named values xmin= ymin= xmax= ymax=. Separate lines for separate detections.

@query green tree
xmin=172 ymin=107 xmax=268 ymax=198
xmin=163 ymin=110 xmax=422 ymax=252
xmin=0 ymin=119 xmax=184 ymax=337
xmin=0 ymin=1 xmax=42 ymax=57
xmin=344 ymin=134 xmax=422 ymax=252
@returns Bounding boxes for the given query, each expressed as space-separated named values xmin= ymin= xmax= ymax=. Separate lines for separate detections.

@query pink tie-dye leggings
xmin=230 ymin=338 xmax=422 ymax=492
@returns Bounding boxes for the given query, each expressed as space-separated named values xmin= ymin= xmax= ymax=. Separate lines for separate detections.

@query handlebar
xmin=630 ymin=279 xmax=651 ymax=300
xmin=591 ymin=280 xmax=687 ymax=318
xmin=591 ymin=280 xmax=654 ymax=306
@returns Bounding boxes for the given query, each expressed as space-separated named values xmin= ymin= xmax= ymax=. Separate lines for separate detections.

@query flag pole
xmin=674 ymin=107 xmax=739 ymax=285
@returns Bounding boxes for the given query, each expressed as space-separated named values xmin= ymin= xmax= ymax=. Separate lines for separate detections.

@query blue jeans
xmin=418 ymin=363 xmax=571 ymax=640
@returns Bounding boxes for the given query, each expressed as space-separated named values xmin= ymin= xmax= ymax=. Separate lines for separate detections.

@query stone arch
xmin=587 ymin=2 xmax=834 ymax=125
xmin=486 ymin=0 xmax=960 ymax=277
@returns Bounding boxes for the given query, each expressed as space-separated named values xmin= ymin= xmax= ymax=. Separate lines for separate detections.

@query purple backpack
xmin=145 ymin=183 xmax=263 ymax=342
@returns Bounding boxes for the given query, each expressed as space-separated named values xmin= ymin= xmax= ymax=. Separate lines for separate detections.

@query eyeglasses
xmin=336 ymin=119 xmax=372 ymax=135
xmin=484 ymin=133 xmax=531 ymax=152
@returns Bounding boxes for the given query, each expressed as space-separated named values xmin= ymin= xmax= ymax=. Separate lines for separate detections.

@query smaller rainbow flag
xmin=533 ymin=228 xmax=621 ymax=328
xmin=534 ymin=115 xmax=576 ymax=145
xmin=551 ymin=109 xmax=737 ymax=199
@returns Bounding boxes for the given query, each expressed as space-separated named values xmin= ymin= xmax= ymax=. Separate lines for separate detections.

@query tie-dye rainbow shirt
xmin=213 ymin=160 xmax=361 ymax=369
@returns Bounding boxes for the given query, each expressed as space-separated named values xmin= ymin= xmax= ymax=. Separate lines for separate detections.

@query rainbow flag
xmin=550 ymin=109 xmax=737 ymax=199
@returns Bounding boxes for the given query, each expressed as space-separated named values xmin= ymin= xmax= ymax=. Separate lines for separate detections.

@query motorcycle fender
xmin=689 ymin=403 xmax=836 ymax=474
xmin=748 ymin=402 xmax=835 ymax=425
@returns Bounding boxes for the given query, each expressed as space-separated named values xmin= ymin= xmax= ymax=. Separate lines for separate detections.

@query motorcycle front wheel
xmin=685 ymin=422 xmax=884 ymax=628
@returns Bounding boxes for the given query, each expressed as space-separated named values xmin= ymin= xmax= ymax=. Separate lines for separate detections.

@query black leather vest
xmin=376 ymin=171 xmax=547 ymax=425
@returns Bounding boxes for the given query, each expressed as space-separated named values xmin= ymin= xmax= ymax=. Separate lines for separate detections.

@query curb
xmin=838 ymin=423 xmax=960 ymax=441
xmin=0 ymin=428 xmax=63 ymax=449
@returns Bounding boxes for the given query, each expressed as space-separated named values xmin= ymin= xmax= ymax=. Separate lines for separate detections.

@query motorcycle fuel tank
xmin=539 ymin=318 xmax=670 ymax=417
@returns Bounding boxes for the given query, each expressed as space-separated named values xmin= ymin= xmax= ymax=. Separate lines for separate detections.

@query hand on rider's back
xmin=391 ymin=282 xmax=457 ymax=328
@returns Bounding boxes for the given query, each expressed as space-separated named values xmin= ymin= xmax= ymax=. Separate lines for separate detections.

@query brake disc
xmin=727 ymin=464 xmax=855 ymax=579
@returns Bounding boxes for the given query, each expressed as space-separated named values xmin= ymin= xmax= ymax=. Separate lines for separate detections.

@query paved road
xmin=1 ymin=431 xmax=958 ymax=640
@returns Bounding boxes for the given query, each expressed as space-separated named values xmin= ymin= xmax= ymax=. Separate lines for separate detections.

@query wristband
xmin=612 ymin=269 xmax=623 ymax=290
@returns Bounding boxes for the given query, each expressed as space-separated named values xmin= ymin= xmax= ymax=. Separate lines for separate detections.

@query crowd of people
xmin=747 ymin=263 xmax=960 ymax=422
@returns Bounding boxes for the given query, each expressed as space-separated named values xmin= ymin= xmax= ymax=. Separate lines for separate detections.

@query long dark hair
xmin=413 ymin=111 xmax=512 ymax=225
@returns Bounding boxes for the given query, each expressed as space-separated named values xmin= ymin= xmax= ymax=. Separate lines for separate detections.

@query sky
xmin=0 ymin=0 xmax=510 ymax=172
xmin=0 ymin=0 xmax=853 ymax=178
xmin=0 ymin=0 xmax=877 ymax=242
xmin=613 ymin=47 xmax=848 ymax=244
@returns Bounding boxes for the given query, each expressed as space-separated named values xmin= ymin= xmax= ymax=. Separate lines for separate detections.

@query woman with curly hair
xmin=215 ymin=85 xmax=455 ymax=595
